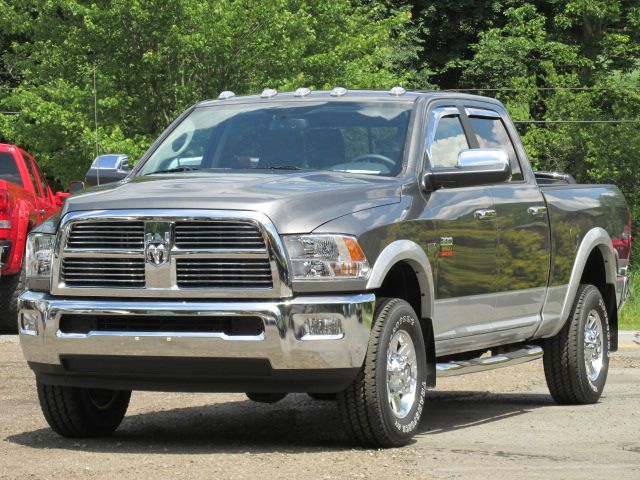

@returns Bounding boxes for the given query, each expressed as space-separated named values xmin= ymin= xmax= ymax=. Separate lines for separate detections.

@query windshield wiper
xmin=251 ymin=165 xmax=303 ymax=170
xmin=146 ymin=166 xmax=200 ymax=175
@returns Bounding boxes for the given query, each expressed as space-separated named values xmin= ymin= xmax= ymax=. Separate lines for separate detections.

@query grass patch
xmin=620 ymin=270 xmax=640 ymax=330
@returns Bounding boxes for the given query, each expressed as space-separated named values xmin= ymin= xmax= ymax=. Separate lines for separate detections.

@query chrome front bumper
xmin=18 ymin=292 xmax=374 ymax=385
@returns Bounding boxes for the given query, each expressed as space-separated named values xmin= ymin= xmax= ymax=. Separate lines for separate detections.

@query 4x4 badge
xmin=145 ymin=231 xmax=171 ymax=266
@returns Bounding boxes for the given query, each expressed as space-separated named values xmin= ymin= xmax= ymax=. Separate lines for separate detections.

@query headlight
xmin=25 ymin=233 xmax=55 ymax=292
xmin=283 ymin=235 xmax=370 ymax=280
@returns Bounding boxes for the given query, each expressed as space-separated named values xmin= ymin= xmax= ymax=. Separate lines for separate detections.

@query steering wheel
xmin=350 ymin=153 xmax=396 ymax=169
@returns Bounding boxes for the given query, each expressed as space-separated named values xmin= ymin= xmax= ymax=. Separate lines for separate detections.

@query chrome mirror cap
xmin=457 ymin=148 xmax=509 ymax=169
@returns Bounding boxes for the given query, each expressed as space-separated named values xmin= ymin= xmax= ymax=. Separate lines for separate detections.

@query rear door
xmin=424 ymin=105 xmax=499 ymax=341
xmin=462 ymin=105 xmax=550 ymax=333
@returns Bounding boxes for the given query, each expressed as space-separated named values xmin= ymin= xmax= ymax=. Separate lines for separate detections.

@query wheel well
xmin=375 ymin=261 xmax=436 ymax=387
xmin=375 ymin=261 xmax=422 ymax=319
xmin=580 ymin=248 xmax=619 ymax=351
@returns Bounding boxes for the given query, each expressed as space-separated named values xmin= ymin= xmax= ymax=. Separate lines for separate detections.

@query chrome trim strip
xmin=52 ymin=209 xmax=292 ymax=299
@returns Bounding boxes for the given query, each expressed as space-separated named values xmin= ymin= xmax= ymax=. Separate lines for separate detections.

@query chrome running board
xmin=436 ymin=345 xmax=543 ymax=377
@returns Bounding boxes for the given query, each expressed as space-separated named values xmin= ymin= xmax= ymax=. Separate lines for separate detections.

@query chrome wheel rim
xmin=386 ymin=329 xmax=418 ymax=419
xmin=584 ymin=309 xmax=604 ymax=383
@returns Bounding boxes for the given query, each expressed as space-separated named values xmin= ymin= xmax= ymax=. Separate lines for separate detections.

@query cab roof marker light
xmin=260 ymin=88 xmax=278 ymax=99
xmin=389 ymin=86 xmax=406 ymax=96
xmin=330 ymin=87 xmax=348 ymax=97
xmin=294 ymin=87 xmax=311 ymax=97
xmin=218 ymin=91 xmax=236 ymax=100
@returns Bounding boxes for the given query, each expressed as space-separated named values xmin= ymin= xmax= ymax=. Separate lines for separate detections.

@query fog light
xmin=20 ymin=311 xmax=39 ymax=335
xmin=300 ymin=316 xmax=343 ymax=340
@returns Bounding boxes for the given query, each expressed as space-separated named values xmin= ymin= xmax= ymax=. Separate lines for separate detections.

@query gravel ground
xmin=0 ymin=334 xmax=638 ymax=480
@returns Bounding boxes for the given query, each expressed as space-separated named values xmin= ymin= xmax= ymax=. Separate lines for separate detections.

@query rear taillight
xmin=0 ymin=191 xmax=11 ymax=229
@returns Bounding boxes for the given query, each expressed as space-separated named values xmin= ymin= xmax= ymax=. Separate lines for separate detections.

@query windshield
xmin=138 ymin=101 xmax=413 ymax=177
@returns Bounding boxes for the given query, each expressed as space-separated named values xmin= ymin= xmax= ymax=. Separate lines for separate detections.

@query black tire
xmin=37 ymin=382 xmax=131 ymax=437
xmin=543 ymin=284 xmax=610 ymax=405
xmin=245 ymin=392 xmax=287 ymax=403
xmin=307 ymin=393 xmax=337 ymax=401
xmin=0 ymin=262 xmax=25 ymax=334
xmin=337 ymin=298 xmax=428 ymax=448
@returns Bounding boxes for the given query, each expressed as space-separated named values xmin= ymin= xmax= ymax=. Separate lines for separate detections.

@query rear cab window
xmin=0 ymin=151 xmax=23 ymax=187
xmin=464 ymin=108 xmax=523 ymax=181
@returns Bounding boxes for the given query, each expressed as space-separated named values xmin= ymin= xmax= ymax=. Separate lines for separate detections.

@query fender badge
xmin=439 ymin=236 xmax=455 ymax=257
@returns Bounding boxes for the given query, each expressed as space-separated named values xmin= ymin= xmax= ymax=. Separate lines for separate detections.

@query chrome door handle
xmin=39 ymin=209 xmax=46 ymax=215
xmin=474 ymin=209 xmax=497 ymax=220
xmin=527 ymin=206 xmax=547 ymax=217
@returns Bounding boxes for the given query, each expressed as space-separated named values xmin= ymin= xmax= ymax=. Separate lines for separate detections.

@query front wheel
xmin=337 ymin=298 xmax=428 ymax=448
xmin=37 ymin=382 xmax=131 ymax=437
xmin=543 ymin=284 xmax=610 ymax=404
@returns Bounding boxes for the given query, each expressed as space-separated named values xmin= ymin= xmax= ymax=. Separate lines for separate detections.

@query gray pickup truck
xmin=18 ymin=88 xmax=632 ymax=448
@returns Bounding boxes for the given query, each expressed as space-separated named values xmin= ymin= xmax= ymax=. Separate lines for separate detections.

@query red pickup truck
xmin=0 ymin=144 xmax=67 ymax=332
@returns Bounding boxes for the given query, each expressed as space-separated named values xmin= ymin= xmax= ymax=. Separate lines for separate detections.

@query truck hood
xmin=61 ymin=171 xmax=402 ymax=233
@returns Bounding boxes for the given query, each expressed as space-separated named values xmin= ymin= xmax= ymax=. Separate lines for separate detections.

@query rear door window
xmin=0 ymin=151 xmax=23 ymax=186
xmin=31 ymin=157 xmax=51 ymax=198
xmin=466 ymin=112 xmax=523 ymax=181
xmin=22 ymin=152 xmax=44 ymax=198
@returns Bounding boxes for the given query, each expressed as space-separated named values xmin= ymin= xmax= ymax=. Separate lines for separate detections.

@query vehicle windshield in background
xmin=0 ymin=152 xmax=23 ymax=186
xmin=138 ymin=101 xmax=413 ymax=177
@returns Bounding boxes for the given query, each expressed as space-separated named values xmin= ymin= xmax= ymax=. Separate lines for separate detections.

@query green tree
xmin=0 ymin=0 xmax=419 ymax=183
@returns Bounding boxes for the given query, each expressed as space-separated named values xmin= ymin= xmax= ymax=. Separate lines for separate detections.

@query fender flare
xmin=553 ymin=227 xmax=617 ymax=337
xmin=366 ymin=240 xmax=435 ymax=320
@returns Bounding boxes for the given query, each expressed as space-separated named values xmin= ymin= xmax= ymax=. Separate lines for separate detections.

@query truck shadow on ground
xmin=6 ymin=391 xmax=553 ymax=453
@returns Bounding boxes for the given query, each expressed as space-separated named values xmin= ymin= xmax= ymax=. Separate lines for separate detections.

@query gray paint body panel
xmin=42 ymin=91 xmax=631 ymax=359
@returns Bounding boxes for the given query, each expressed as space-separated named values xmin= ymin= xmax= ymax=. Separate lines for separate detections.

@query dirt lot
xmin=1 ymin=333 xmax=639 ymax=480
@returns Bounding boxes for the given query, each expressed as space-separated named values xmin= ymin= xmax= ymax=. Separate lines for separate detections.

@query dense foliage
xmin=1 ymin=0 xmax=638 ymax=267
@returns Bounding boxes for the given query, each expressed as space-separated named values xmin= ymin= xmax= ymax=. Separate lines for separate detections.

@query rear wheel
xmin=37 ymin=382 xmax=131 ymax=437
xmin=543 ymin=284 xmax=610 ymax=404
xmin=337 ymin=298 xmax=428 ymax=448
xmin=0 ymin=263 xmax=25 ymax=334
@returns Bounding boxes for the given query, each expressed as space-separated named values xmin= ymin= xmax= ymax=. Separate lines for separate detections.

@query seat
xmin=305 ymin=128 xmax=346 ymax=169
xmin=259 ymin=129 xmax=305 ymax=168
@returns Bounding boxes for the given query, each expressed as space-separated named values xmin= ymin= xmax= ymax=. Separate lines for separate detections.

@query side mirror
xmin=422 ymin=148 xmax=511 ymax=191
xmin=54 ymin=191 xmax=70 ymax=207
xmin=68 ymin=181 xmax=85 ymax=194
xmin=85 ymin=154 xmax=130 ymax=186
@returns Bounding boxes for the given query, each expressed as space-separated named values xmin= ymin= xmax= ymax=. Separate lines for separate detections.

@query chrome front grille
xmin=175 ymin=221 xmax=265 ymax=249
xmin=67 ymin=221 xmax=145 ymax=250
xmin=176 ymin=258 xmax=273 ymax=288
xmin=61 ymin=258 xmax=145 ymax=288
xmin=53 ymin=210 xmax=289 ymax=298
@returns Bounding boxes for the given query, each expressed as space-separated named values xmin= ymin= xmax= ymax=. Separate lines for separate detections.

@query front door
xmin=424 ymin=106 xmax=499 ymax=342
